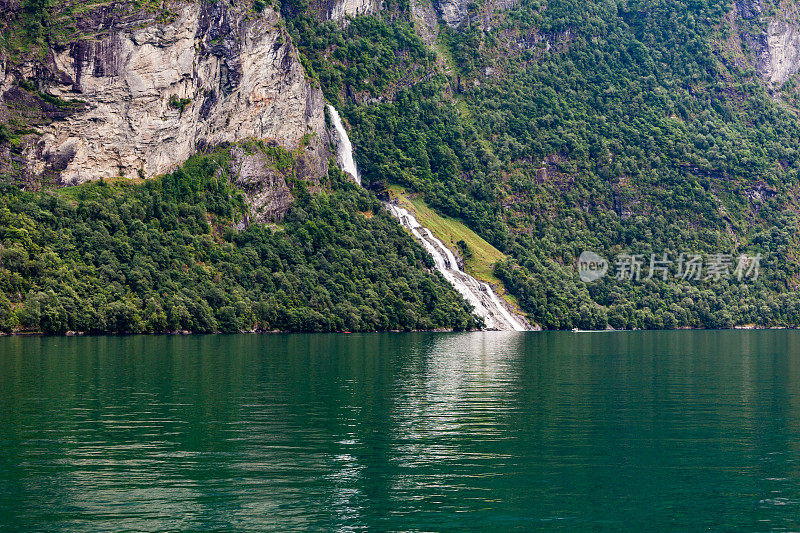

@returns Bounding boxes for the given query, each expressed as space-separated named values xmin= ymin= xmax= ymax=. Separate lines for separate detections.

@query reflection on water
xmin=1 ymin=331 xmax=800 ymax=530
xmin=387 ymin=333 xmax=524 ymax=523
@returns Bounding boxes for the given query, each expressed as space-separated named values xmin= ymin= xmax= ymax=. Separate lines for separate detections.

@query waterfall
xmin=385 ymin=205 xmax=530 ymax=331
xmin=328 ymin=105 xmax=530 ymax=331
xmin=327 ymin=105 xmax=360 ymax=185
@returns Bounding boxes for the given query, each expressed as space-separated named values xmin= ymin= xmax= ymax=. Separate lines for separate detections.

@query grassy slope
xmin=387 ymin=185 xmax=523 ymax=311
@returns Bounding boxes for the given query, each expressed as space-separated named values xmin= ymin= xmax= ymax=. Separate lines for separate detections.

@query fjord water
xmin=1 ymin=332 xmax=800 ymax=531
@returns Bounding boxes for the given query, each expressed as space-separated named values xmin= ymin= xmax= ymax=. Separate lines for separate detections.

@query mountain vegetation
xmin=0 ymin=147 xmax=480 ymax=333
xmin=281 ymin=0 xmax=800 ymax=329
xmin=4 ymin=0 xmax=800 ymax=332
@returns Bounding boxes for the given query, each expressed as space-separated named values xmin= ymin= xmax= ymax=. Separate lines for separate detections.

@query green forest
xmin=4 ymin=0 xmax=800 ymax=332
xmin=280 ymin=0 xmax=800 ymax=329
xmin=0 ymin=148 xmax=479 ymax=333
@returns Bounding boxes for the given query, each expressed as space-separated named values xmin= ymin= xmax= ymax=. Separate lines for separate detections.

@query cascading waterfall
xmin=327 ymin=105 xmax=360 ymax=185
xmin=385 ymin=204 xmax=530 ymax=331
xmin=328 ymin=105 xmax=530 ymax=331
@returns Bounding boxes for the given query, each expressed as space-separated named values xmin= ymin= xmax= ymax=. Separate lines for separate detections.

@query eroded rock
xmin=329 ymin=0 xmax=378 ymax=20
xmin=2 ymin=0 xmax=329 ymax=185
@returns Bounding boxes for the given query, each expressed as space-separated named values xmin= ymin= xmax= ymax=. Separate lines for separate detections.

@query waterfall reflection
xmin=7 ymin=333 xmax=800 ymax=530
xmin=388 ymin=332 xmax=524 ymax=498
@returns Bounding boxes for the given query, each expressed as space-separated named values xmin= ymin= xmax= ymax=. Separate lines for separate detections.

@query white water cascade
xmin=385 ymin=204 xmax=529 ymax=331
xmin=328 ymin=106 xmax=530 ymax=331
xmin=327 ymin=105 xmax=360 ymax=185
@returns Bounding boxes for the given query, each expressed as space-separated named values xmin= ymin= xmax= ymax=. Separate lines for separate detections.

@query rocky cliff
xmin=295 ymin=0 xmax=378 ymax=22
xmin=762 ymin=18 xmax=800 ymax=85
xmin=430 ymin=0 xmax=519 ymax=30
xmin=328 ymin=0 xmax=378 ymax=20
xmin=735 ymin=0 xmax=800 ymax=86
xmin=0 ymin=0 xmax=329 ymax=193
xmin=435 ymin=0 xmax=469 ymax=27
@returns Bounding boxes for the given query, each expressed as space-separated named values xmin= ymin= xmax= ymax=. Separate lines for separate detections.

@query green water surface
xmin=1 ymin=331 xmax=799 ymax=531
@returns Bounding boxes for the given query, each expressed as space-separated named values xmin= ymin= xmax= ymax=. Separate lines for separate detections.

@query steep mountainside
xmin=0 ymin=0 xmax=484 ymax=333
xmin=0 ymin=147 xmax=482 ymax=334
xmin=280 ymin=0 xmax=800 ymax=329
xmin=0 ymin=0 xmax=328 ymax=191
xmin=6 ymin=0 xmax=800 ymax=331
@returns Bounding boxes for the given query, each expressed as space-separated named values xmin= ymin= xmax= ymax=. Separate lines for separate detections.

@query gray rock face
xmin=412 ymin=0 xmax=440 ymax=45
xmin=7 ymin=1 xmax=328 ymax=185
xmin=328 ymin=0 xmax=377 ymax=20
xmin=736 ymin=0 xmax=763 ymax=20
xmin=762 ymin=20 xmax=800 ymax=85
xmin=735 ymin=1 xmax=800 ymax=86
xmin=740 ymin=30 xmax=772 ymax=76
xmin=435 ymin=0 xmax=469 ymax=27
xmin=740 ymin=21 xmax=800 ymax=86
xmin=432 ymin=0 xmax=519 ymax=29
xmin=226 ymin=134 xmax=327 ymax=222
xmin=229 ymin=144 xmax=294 ymax=223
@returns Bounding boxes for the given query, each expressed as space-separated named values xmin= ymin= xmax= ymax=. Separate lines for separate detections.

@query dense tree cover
xmin=455 ymin=0 xmax=800 ymax=328
xmin=281 ymin=0 xmax=434 ymax=105
xmin=0 ymin=150 xmax=480 ymax=334
xmin=5 ymin=0 xmax=800 ymax=331
xmin=282 ymin=0 xmax=800 ymax=329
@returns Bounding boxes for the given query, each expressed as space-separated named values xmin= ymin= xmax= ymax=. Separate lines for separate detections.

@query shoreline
xmin=3 ymin=326 xmax=799 ymax=337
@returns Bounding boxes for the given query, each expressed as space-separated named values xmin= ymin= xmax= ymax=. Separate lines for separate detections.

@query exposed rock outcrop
xmin=329 ymin=0 xmax=378 ymax=20
xmin=1 ymin=0 xmax=329 ymax=185
xmin=436 ymin=0 xmax=469 ymax=27
xmin=299 ymin=0 xmax=377 ymax=21
xmin=229 ymin=144 xmax=294 ymax=223
xmin=736 ymin=0 xmax=763 ymax=20
xmin=226 ymin=133 xmax=327 ymax=223
xmin=736 ymin=0 xmax=800 ymax=86
xmin=411 ymin=0 xmax=440 ymax=45
xmin=431 ymin=0 xmax=520 ymax=30
xmin=762 ymin=20 xmax=800 ymax=85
